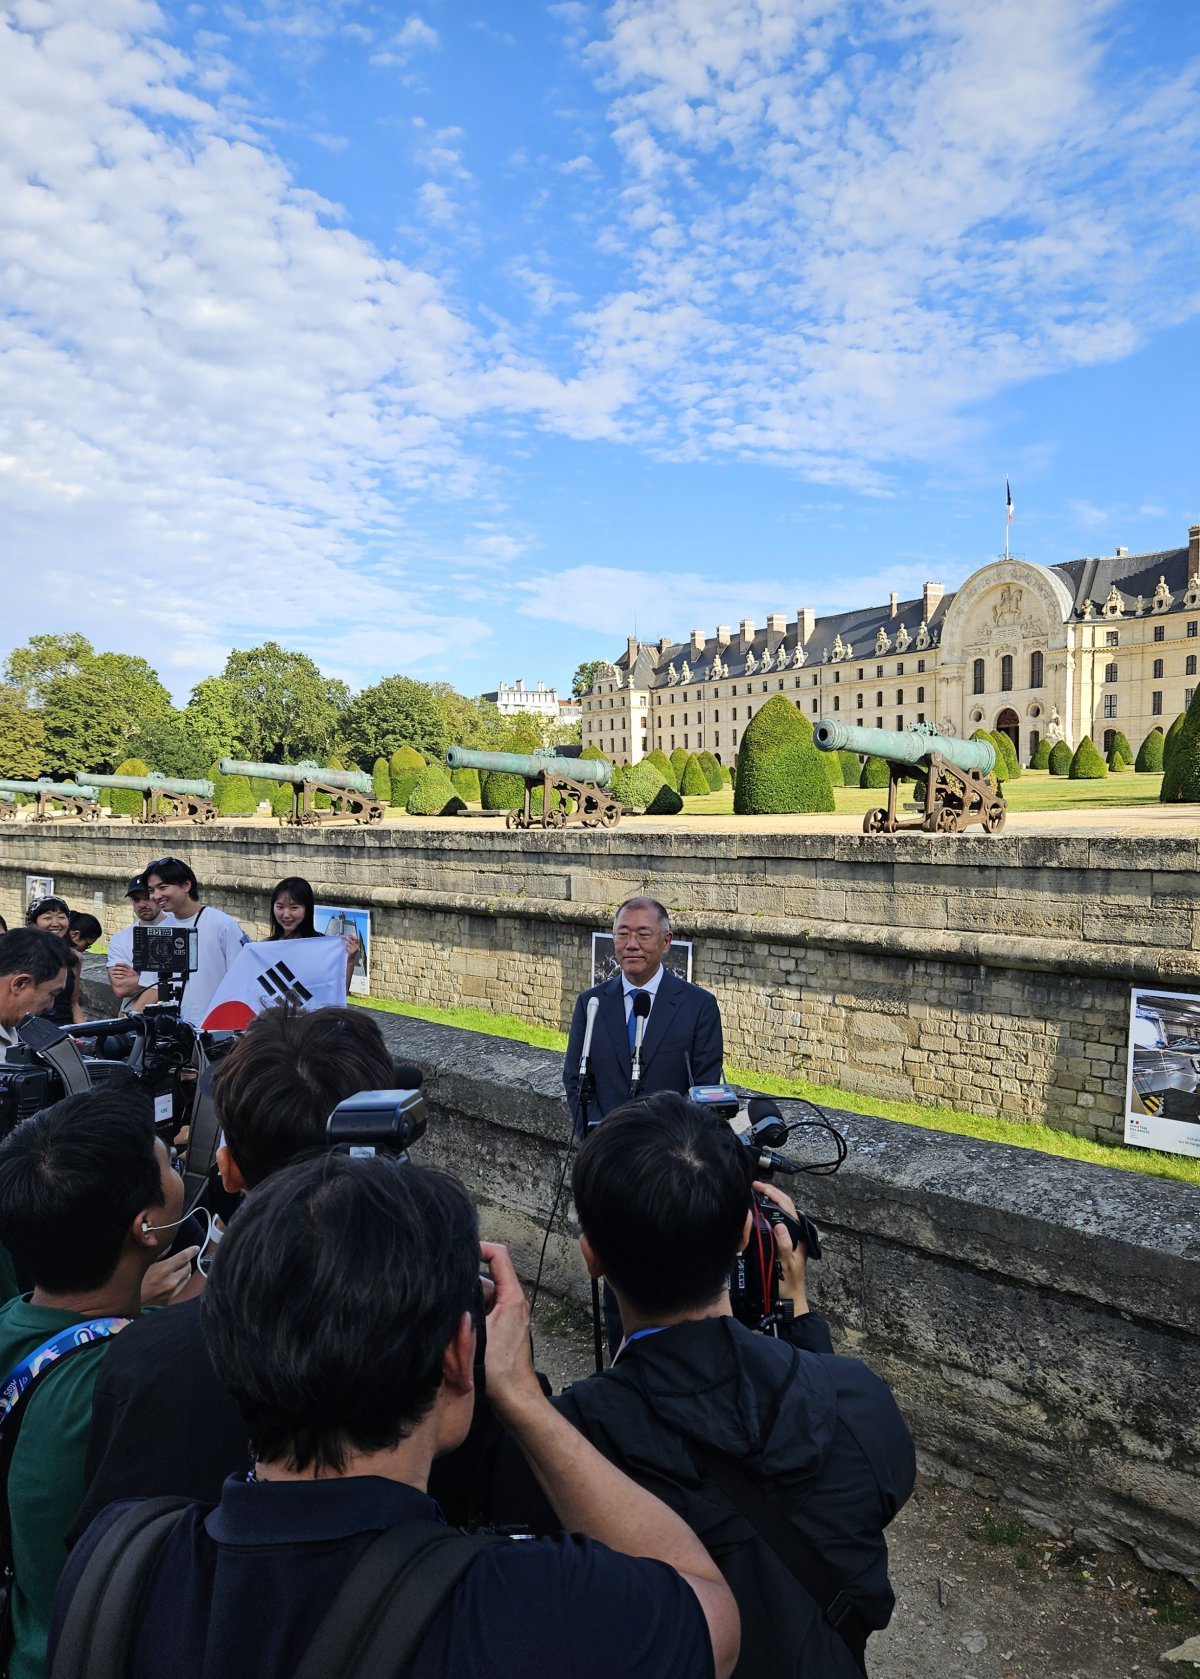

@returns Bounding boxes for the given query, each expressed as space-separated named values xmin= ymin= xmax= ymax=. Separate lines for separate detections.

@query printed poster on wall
xmin=315 ymin=904 xmax=371 ymax=996
xmin=1125 ymin=987 xmax=1200 ymax=1157
xmin=591 ymin=931 xmax=693 ymax=988
xmin=25 ymin=876 xmax=54 ymax=910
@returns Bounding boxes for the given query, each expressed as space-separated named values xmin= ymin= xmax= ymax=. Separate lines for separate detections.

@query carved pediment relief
xmin=874 ymin=627 xmax=891 ymax=655
xmin=894 ymin=624 xmax=911 ymax=652
xmin=1153 ymin=575 xmax=1173 ymax=612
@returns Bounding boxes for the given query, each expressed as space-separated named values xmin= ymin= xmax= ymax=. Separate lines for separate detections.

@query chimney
xmin=626 ymin=635 xmax=639 ymax=667
xmin=1190 ymin=526 xmax=1200 ymax=571
xmin=740 ymin=618 xmax=756 ymax=646
xmin=889 ymin=591 xmax=899 ymax=618
xmin=690 ymin=628 xmax=705 ymax=657
xmin=923 ymin=581 xmax=944 ymax=618
xmin=796 ymin=608 xmax=815 ymax=644
xmin=1115 ymin=546 xmax=1128 ymax=558
xmin=658 ymin=635 xmax=672 ymax=658
xmin=716 ymin=624 xmax=731 ymax=648
xmin=766 ymin=613 xmax=787 ymax=636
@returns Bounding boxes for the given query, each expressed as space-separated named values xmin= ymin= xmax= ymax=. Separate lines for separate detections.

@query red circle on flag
xmin=202 ymin=1001 xmax=258 ymax=1031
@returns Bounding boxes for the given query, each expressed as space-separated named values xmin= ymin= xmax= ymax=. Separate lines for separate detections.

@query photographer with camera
xmin=0 ymin=1089 xmax=184 ymax=1679
xmin=70 ymin=1005 xmax=418 ymax=1532
xmin=105 ymin=877 xmax=171 ymax=1012
xmin=489 ymin=1092 xmax=914 ymax=1679
xmin=51 ymin=1150 xmax=738 ymax=1679
xmin=142 ymin=859 xmax=247 ymax=1027
xmin=0 ymin=932 xmax=69 ymax=1055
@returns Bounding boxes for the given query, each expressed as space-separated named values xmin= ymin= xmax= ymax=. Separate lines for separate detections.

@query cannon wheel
xmin=863 ymin=807 xmax=890 ymax=835
xmin=983 ymin=800 xmax=1007 ymax=834
xmin=599 ymin=803 xmax=620 ymax=828
xmin=934 ymin=807 xmax=961 ymax=834
xmin=505 ymin=809 xmax=528 ymax=831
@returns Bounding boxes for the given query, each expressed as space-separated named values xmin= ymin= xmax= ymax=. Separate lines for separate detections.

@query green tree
xmin=406 ymin=766 xmax=466 ymax=816
xmin=107 ymin=758 xmax=151 ymax=818
xmin=182 ymin=677 xmax=248 ymax=764
xmin=389 ymin=746 xmax=427 ymax=807
xmin=0 ymin=689 xmax=45 ymax=779
xmin=41 ymin=652 xmax=173 ymax=775
xmin=129 ymin=711 xmax=214 ymax=780
xmin=341 ymin=676 xmax=447 ymax=764
xmin=1068 ymin=735 xmax=1107 ymax=779
xmin=430 ymin=685 xmax=504 ymax=753
xmin=3 ymin=633 xmax=94 ymax=704
xmin=734 ymin=695 xmax=834 ymax=814
xmin=1048 ymin=740 xmax=1072 ymax=775
xmin=372 ymin=757 xmax=391 ymax=803
xmin=1135 ymin=728 xmax=1165 ymax=773
xmin=221 ymin=642 xmax=348 ymax=763
xmin=217 ymin=773 xmax=258 ymax=815
xmin=1161 ymin=687 xmax=1200 ymax=802
xmin=572 ymin=661 xmax=605 ymax=698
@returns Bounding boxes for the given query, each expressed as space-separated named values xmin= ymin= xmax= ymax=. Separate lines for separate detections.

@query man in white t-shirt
xmin=143 ymin=857 xmax=248 ymax=1028
xmin=107 ymin=875 xmax=174 ymax=1010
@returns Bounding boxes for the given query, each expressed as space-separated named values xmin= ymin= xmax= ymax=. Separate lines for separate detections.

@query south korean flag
xmin=202 ymin=937 xmax=348 ymax=1030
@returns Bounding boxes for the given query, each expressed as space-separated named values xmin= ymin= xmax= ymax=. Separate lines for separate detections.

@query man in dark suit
xmin=564 ymin=897 xmax=724 ymax=1136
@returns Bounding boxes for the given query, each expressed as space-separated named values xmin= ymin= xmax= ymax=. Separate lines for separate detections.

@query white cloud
xmin=370 ymin=13 xmax=439 ymax=66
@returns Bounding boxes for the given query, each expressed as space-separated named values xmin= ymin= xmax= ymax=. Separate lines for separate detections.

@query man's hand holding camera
xmin=752 ymin=1179 xmax=811 ymax=1318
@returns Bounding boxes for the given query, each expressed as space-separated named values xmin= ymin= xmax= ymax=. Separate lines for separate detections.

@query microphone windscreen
xmin=632 ymin=992 xmax=652 ymax=1018
xmin=391 ymin=1063 xmax=425 ymax=1090
xmin=747 ymin=1096 xmax=783 ymax=1124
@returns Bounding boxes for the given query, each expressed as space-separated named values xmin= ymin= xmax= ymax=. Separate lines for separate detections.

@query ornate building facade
xmin=580 ymin=526 xmax=1200 ymax=767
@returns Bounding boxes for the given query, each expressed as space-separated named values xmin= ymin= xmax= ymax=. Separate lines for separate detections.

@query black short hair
xmin=143 ymin=857 xmax=199 ymax=897
xmin=202 ymin=1153 xmax=480 ymax=1473
xmin=68 ymin=912 xmax=103 ymax=947
xmin=213 ymin=1005 xmax=396 ymax=1188
xmin=0 ymin=1089 xmax=164 ymax=1292
xmin=0 ymin=927 xmax=70 ymax=984
xmin=572 ymin=1092 xmax=752 ymax=1316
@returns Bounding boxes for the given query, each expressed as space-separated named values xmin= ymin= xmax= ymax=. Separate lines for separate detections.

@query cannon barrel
xmin=0 ymin=779 xmax=100 ymax=799
xmin=0 ymin=791 xmax=14 ymax=804
xmin=81 ymin=773 xmax=214 ymax=798
xmin=444 ymin=747 xmax=614 ymax=788
xmin=813 ymin=720 xmax=995 ymax=776
xmin=219 ymin=758 xmax=374 ymax=796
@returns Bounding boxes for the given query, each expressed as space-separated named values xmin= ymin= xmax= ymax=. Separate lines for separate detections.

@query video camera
xmin=689 ymin=1080 xmax=846 ymax=1336
xmin=325 ymin=1064 xmax=428 ymax=1156
xmin=132 ymin=923 xmax=198 ymax=1010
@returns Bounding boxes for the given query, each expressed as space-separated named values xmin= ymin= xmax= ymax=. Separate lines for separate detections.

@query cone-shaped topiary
xmin=645 ymin=749 xmax=677 ymax=790
xmin=669 ymin=748 xmax=690 ymax=782
xmin=698 ymin=750 xmax=724 ymax=791
xmin=1162 ymin=713 xmax=1186 ymax=772
xmin=989 ymin=731 xmax=1021 ymax=780
xmin=1160 ymin=687 xmax=1200 ymax=802
xmin=389 ymin=746 xmax=426 ymax=807
xmin=579 ymin=745 xmax=612 ymax=769
xmin=449 ymin=765 xmax=481 ymax=803
xmin=1110 ymin=750 xmax=1130 ymax=773
xmin=1109 ymin=730 xmax=1133 ymax=765
xmin=1135 ymin=727 xmax=1165 ymax=773
xmin=821 ymin=746 xmax=844 ymax=787
xmin=612 ymin=761 xmax=683 ymax=814
xmin=860 ymin=755 xmax=890 ymax=789
xmin=270 ymin=781 xmax=295 ymax=818
xmin=838 ymin=750 xmax=861 ymax=784
xmin=1048 ymin=740 xmax=1072 ymax=775
xmin=406 ymin=766 xmax=466 ymax=816
xmin=1030 ymin=738 xmax=1051 ymax=769
xmin=106 ymin=758 xmax=151 ymax=817
xmin=679 ymin=754 xmax=711 ymax=796
xmin=218 ymin=773 xmax=257 ymax=815
xmin=1068 ymin=735 xmax=1107 ymax=779
xmin=734 ymin=694 xmax=834 ymax=814
xmin=249 ymin=777 xmax=275 ymax=808
xmin=480 ymin=770 xmax=527 ymax=811
xmin=970 ymin=731 xmax=1005 ymax=782
xmin=372 ymin=757 xmax=391 ymax=803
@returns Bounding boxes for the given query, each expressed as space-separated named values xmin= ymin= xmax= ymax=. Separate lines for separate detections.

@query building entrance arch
xmin=995 ymin=707 xmax=1020 ymax=757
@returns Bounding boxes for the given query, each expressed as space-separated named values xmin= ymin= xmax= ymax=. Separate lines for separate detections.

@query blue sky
xmin=2 ymin=0 xmax=1198 ymax=703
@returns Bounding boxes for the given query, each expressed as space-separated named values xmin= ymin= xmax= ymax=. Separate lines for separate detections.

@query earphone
xmin=142 ymin=1212 xmax=189 ymax=1236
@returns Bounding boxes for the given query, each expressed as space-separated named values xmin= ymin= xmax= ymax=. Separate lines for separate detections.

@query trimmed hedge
xmin=970 ymin=730 xmax=1004 ymax=782
xmin=860 ymin=755 xmax=891 ymax=789
xmin=1048 ymin=740 xmax=1072 ymax=776
xmin=1109 ymin=750 xmax=1129 ymax=773
xmin=698 ymin=750 xmax=724 ymax=791
xmin=733 ymin=695 xmax=833 ymax=815
xmin=1030 ymin=738 xmax=1051 ymax=770
xmin=1068 ymin=735 xmax=1107 ymax=779
xmin=679 ymin=754 xmax=711 ymax=796
xmin=480 ymin=769 xmax=527 ymax=811
xmin=372 ymin=757 xmax=391 ymax=803
xmin=820 ymin=746 xmax=844 ymax=788
xmin=270 ymin=782 xmax=295 ymax=817
xmin=218 ymin=772 xmax=257 ymax=815
xmin=406 ymin=766 xmax=466 ymax=816
xmin=108 ymin=758 xmax=151 ymax=818
xmin=1160 ymin=688 xmax=1200 ymax=802
xmin=645 ymin=749 xmax=678 ymax=790
xmin=838 ymin=750 xmax=861 ymax=784
xmin=669 ymin=747 xmax=690 ymax=781
xmin=612 ymin=761 xmax=683 ymax=815
xmin=992 ymin=731 xmax=1021 ymax=780
xmin=1162 ymin=713 xmax=1186 ymax=773
xmin=389 ymin=745 xmax=427 ymax=807
xmin=449 ymin=765 xmax=481 ymax=803
xmin=1135 ymin=727 xmax=1165 ymax=773
xmin=1109 ymin=730 xmax=1133 ymax=765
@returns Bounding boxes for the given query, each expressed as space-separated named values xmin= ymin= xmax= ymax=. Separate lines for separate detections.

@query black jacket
xmin=489 ymin=1314 xmax=914 ymax=1678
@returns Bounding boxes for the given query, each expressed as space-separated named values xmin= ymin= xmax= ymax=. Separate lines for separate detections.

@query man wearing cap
xmin=107 ymin=876 xmax=173 ymax=1012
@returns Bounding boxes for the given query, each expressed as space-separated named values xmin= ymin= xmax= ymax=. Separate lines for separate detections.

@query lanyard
xmin=0 ymin=1318 xmax=130 ymax=1427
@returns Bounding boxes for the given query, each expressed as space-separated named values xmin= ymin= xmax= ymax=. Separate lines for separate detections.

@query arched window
xmin=1000 ymin=654 xmax=1013 ymax=692
xmin=1029 ymin=650 xmax=1044 ymax=688
xmin=972 ymin=659 xmax=985 ymax=695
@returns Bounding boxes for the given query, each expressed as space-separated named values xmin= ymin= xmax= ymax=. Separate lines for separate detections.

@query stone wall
xmin=6 ymin=821 xmax=1200 ymax=1142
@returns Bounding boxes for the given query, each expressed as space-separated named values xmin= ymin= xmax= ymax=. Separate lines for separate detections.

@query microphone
xmin=391 ymin=1064 xmax=425 ymax=1090
xmin=578 ymin=996 xmax=600 ymax=1081
xmin=630 ymin=991 xmax=652 ymax=1091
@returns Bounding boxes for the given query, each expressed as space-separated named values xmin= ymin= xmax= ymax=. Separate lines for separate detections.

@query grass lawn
xmin=356 ymin=995 xmax=1200 ymax=1190
xmin=675 ymin=769 xmax=1163 ymax=818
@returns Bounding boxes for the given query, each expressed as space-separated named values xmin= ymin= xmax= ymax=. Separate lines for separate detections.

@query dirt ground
xmin=528 ymin=1295 xmax=1200 ymax=1679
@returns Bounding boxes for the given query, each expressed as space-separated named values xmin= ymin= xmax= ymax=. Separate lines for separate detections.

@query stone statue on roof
xmin=745 ymin=649 xmax=757 ymax=673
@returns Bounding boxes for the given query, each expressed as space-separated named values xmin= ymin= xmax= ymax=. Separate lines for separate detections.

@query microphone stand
xmin=577 ymin=1067 xmax=605 ymax=1373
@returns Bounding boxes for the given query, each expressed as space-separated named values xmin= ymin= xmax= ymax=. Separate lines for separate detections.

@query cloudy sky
xmin=2 ymin=0 xmax=1198 ymax=701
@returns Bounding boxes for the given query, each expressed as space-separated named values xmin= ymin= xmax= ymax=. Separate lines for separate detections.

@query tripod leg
xmin=591 ymin=1276 xmax=605 ymax=1372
